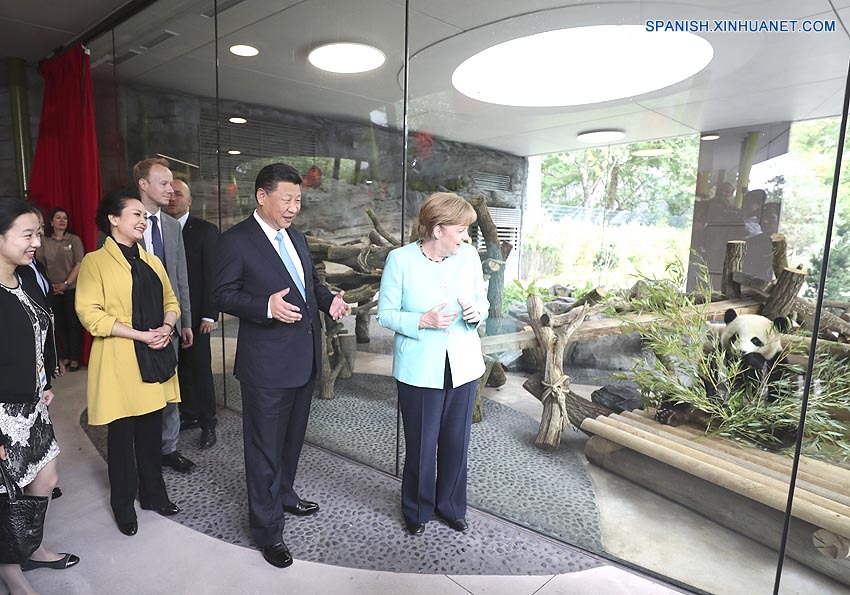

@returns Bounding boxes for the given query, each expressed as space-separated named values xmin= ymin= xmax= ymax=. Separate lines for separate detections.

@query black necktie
xmin=149 ymin=214 xmax=166 ymax=267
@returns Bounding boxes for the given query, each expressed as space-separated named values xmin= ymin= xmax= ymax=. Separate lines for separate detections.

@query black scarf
xmin=116 ymin=241 xmax=177 ymax=383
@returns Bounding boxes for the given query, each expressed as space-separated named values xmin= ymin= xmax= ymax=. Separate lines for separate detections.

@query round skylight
xmin=230 ymin=45 xmax=259 ymax=57
xmin=452 ymin=25 xmax=713 ymax=107
xmin=308 ymin=43 xmax=385 ymax=74
xmin=701 ymin=133 xmax=720 ymax=141
xmin=229 ymin=117 xmax=247 ymax=124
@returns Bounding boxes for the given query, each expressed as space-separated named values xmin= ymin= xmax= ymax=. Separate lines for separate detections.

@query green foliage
xmin=807 ymin=220 xmax=850 ymax=300
xmin=618 ymin=263 xmax=850 ymax=458
xmin=540 ymin=136 xmax=699 ymax=219
xmin=502 ymin=279 xmax=554 ymax=313
xmin=592 ymin=242 xmax=619 ymax=271
xmin=520 ymin=233 xmax=564 ymax=281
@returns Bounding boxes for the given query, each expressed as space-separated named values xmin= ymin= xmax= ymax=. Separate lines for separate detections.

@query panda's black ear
xmin=724 ymin=309 xmax=738 ymax=325
xmin=773 ymin=316 xmax=791 ymax=333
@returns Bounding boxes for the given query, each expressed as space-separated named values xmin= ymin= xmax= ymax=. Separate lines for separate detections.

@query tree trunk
xmin=722 ymin=241 xmax=746 ymax=299
xmin=761 ymin=267 xmax=807 ymax=319
xmin=540 ymin=287 xmax=606 ymax=326
xmin=771 ymin=233 xmax=788 ymax=280
xmin=355 ymin=299 xmax=371 ymax=343
xmin=472 ymin=355 xmax=497 ymax=423
xmin=470 ymin=193 xmax=506 ymax=336
xmin=366 ymin=206 xmax=400 ymax=246
xmin=486 ymin=362 xmax=507 ymax=387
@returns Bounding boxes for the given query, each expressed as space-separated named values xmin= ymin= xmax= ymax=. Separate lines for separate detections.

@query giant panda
xmin=718 ymin=308 xmax=790 ymax=375
xmin=655 ymin=308 xmax=791 ymax=426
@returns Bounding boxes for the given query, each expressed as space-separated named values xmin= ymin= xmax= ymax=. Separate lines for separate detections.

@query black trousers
xmin=107 ymin=408 xmax=169 ymax=523
xmin=397 ymin=362 xmax=477 ymax=524
xmin=240 ymin=378 xmax=315 ymax=546
xmin=53 ymin=289 xmax=83 ymax=361
xmin=177 ymin=327 xmax=217 ymax=428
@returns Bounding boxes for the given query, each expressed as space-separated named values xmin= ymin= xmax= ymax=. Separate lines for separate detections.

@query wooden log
xmin=470 ymin=194 xmax=506 ymax=335
xmin=813 ymin=529 xmax=850 ymax=559
xmin=581 ymin=415 xmax=850 ymax=537
xmin=792 ymin=296 xmax=850 ymax=340
xmin=761 ymin=267 xmax=807 ymax=319
xmin=366 ymin=206 xmax=400 ymax=246
xmin=368 ymin=230 xmax=388 ymax=247
xmin=771 ymin=233 xmax=788 ymax=280
xmin=326 ymin=244 xmax=392 ymax=273
xmin=584 ymin=436 xmax=850 ymax=588
xmin=540 ymin=287 xmax=607 ymax=326
xmin=721 ymin=240 xmax=747 ymax=299
xmin=336 ymin=333 xmax=356 ymax=379
xmin=339 ymin=283 xmax=380 ymax=304
xmin=325 ymin=272 xmax=383 ymax=290
xmin=355 ymin=299 xmax=372 ymax=344
xmin=824 ymin=300 xmax=850 ymax=311
xmin=480 ymin=297 xmax=763 ymax=353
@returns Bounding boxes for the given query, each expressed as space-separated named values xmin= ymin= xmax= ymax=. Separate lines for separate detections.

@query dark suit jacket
xmin=183 ymin=215 xmax=220 ymax=327
xmin=214 ymin=216 xmax=334 ymax=389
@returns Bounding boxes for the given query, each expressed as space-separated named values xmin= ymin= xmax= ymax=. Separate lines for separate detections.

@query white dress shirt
xmin=253 ymin=210 xmax=305 ymax=318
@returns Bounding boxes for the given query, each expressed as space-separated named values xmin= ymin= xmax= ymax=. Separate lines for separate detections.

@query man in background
xmin=134 ymin=158 xmax=196 ymax=473
xmin=166 ymin=179 xmax=220 ymax=448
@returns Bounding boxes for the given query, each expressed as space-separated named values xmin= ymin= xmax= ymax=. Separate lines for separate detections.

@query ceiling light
xmin=230 ymin=45 xmax=258 ymax=57
xmin=229 ymin=117 xmax=247 ymax=124
xmin=452 ymin=25 xmax=713 ymax=107
xmin=631 ymin=148 xmax=674 ymax=157
xmin=701 ymin=134 xmax=720 ymax=141
xmin=308 ymin=43 xmax=385 ymax=74
xmin=227 ymin=150 xmax=241 ymax=155
xmin=577 ymin=130 xmax=625 ymax=144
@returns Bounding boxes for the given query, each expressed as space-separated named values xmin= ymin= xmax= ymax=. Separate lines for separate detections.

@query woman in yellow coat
xmin=75 ymin=189 xmax=182 ymax=537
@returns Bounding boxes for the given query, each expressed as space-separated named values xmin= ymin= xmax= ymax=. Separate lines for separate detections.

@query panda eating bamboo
xmin=655 ymin=308 xmax=791 ymax=427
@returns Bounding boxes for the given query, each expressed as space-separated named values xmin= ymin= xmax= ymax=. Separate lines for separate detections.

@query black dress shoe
xmin=141 ymin=500 xmax=181 ymax=516
xmin=51 ymin=486 xmax=63 ymax=499
xmin=162 ymin=451 xmax=196 ymax=473
xmin=283 ymin=499 xmax=319 ymax=516
xmin=117 ymin=521 xmax=138 ymax=536
xmin=405 ymin=521 xmax=426 ymax=535
xmin=261 ymin=542 xmax=293 ymax=568
xmin=199 ymin=426 xmax=217 ymax=449
xmin=445 ymin=518 xmax=468 ymax=532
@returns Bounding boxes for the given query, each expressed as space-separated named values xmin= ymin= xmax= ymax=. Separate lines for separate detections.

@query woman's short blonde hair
xmin=417 ymin=192 xmax=476 ymax=240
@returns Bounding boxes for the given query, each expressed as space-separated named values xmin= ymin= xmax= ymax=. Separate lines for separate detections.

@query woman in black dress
xmin=0 ymin=198 xmax=79 ymax=595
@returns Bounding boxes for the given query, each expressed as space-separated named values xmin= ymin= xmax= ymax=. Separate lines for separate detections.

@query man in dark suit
xmin=135 ymin=158 xmax=196 ymax=475
xmin=214 ymin=162 xmax=350 ymax=568
xmin=165 ymin=179 xmax=220 ymax=449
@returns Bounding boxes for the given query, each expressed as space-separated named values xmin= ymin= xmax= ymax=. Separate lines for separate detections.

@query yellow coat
xmin=75 ymin=237 xmax=181 ymax=425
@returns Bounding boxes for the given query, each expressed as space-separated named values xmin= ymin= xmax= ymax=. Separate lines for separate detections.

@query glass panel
xmin=408 ymin=1 xmax=850 ymax=593
xmin=216 ymin=0 xmax=405 ymax=473
xmin=779 ymin=118 xmax=850 ymax=593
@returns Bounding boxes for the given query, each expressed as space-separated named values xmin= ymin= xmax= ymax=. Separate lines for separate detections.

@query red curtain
xmin=29 ymin=44 xmax=102 ymax=252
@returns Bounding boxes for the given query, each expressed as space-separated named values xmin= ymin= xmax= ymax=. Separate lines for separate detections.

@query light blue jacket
xmin=377 ymin=241 xmax=489 ymax=389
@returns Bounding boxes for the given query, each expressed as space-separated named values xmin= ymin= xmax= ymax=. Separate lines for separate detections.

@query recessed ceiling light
xmin=577 ymin=130 xmax=625 ymax=144
xmin=631 ymin=148 xmax=674 ymax=157
xmin=453 ymin=25 xmax=713 ymax=107
xmin=701 ymin=134 xmax=720 ymax=141
xmin=308 ymin=43 xmax=385 ymax=73
xmin=227 ymin=150 xmax=241 ymax=155
xmin=230 ymin=45 xmax=258 ymax=57
xmin=229 ymin=117 xmax=247 ymax=124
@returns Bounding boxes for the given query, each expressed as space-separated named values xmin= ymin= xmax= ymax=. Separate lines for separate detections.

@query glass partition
xmin=85 ymin=0 xmax=850 ymax=592
xmin=407 ymin=1 xmax=849 ymax=594
xmin=214 ymin=0 xmax=406 ymax=473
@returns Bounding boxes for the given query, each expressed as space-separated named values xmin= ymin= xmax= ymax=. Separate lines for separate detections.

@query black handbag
xmin=0 ymin=459 xmax=48 ymax=564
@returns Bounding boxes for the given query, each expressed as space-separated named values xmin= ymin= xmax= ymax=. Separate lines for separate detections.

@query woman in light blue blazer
xmin=377 ymin=193 xmax=489 ymax=536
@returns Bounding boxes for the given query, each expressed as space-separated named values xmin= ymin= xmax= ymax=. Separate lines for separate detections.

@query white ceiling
xmin=5 ymin=0 xmax=850 ymax=157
